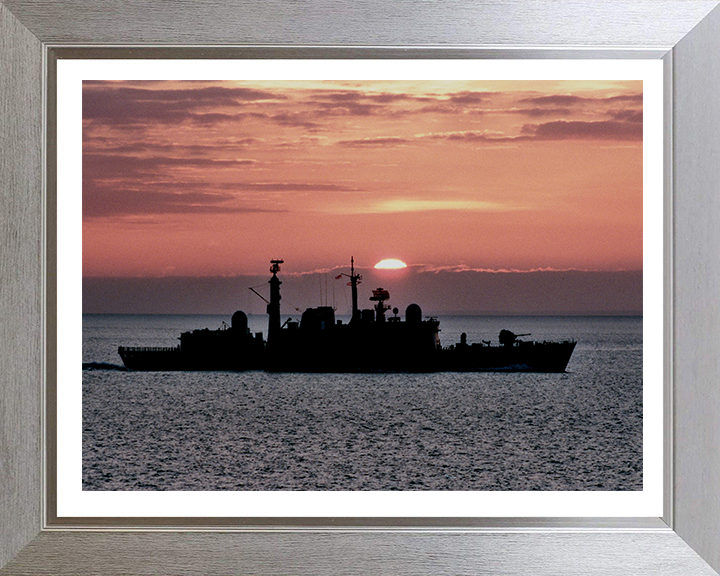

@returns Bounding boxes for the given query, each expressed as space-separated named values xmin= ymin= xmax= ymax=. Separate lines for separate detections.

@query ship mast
xmin=267 ymin=259 xmax=283 ymax=346
xmin=337 ymin=256 xmax=362 ymax=322
xmin=350 ymin=256 xmax=361 ymax=321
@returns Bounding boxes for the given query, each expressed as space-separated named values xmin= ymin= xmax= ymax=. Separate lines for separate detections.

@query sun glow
xmin=375 ymin=259 xmax=407 ymax=270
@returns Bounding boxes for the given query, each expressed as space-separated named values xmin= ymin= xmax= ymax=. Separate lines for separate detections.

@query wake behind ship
xmin=118 ymin=258 xmax=576 ymax=373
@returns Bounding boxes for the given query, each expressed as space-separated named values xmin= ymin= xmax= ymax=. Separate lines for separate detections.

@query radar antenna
xmin=369 ymin=287 xmax=391 ymax=323
xmin=335 ymin=256 xmax=363 ymax=321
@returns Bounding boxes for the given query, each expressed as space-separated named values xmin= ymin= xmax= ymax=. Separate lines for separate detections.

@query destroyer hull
xmin=438 ymin=340 xmax=577 ymax=373
xmin=118 ymin=346 xmax=263 ymax=372
xmin=118 ymin=347 xmax=182 ymax=371
xmin=118 ymin=340 xmax=577 ymax=373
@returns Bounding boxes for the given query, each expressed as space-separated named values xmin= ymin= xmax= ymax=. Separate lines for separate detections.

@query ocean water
xmin=83 ymin=314 xmax=642 ymax=491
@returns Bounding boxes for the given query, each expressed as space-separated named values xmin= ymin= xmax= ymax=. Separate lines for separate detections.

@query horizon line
xmin=82 ymin=268 xmax=644 ymax=280
xmin=82 ymin=311 xmax=643 ymax=317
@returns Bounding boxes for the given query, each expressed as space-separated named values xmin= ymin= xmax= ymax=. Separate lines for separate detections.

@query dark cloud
xmin=316 ymin=90 xmax=414 ymax=104
xmin=83 ymin=94 xmax=189 ymax=124
xmin=321 ymin=91 xmax=364 ymax=102
xmin=520 ymin=95 xmax=587 ymax=106
xmin=337 ymin=137 xmax=412 ymax=148
xmin=83 ymin=139 xmax=261 ymax=156
xmin=508 ymin=107 xmax=572 ymax=117
xmin=413 ymin=103 xmax=479 ymax=116
xmin=519 ymin=93 xmax=643 ymax=107
xmin=339 ymin=130 xmax=521 ymax=147
xmin=298 ymin=90 xmax=440 ymax=118
xmin=83 ymin=154 xmax=260 ymax=179
xmin=368 ymin=93 xmax=415 ymax=103
xmin=317 ymin=102 xmax=383 ymax=117
xmin=404 ymin=91 xmax=499 ymax=114
xmin=188 ymin=112 xmax=267 ymax=125
xmin=82 ymin=178 xmax=358 ymax=218
xmin=415 ymin=103 xmax=458 ymax=114
xmin=419 ymin=131 xmax=524 ymax=143
xmin=218 ymin=182 xmax=359 ymax=193
xmin=447 ymin=91 xmax=491 ymax=104
xmin=522 ymin=120 xmax=643 ymax=140
xmin=83 ymin=184 xmax=286 ymax=218
xmin=83 ymin=83 xmax=280 ymax=103
xmin=336 ymin=113 xmax=643 ymax=149
xmin=434 ymin=131 xmax=505 ymax=142
xmin=269 ymin=112 xmax=319 ymax=129
xmin=345 ymin=118 xmax=643 ymax=148
xmin=609 ymin=109 xmax=643 ymax=123
xmin=83 ymin=84 xmax=283 ymax=125
xmin=604 ymin=93 xmax=643 ymax=103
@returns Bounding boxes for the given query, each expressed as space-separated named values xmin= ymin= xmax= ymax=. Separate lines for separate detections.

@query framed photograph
xmin=2 ymin=1 xmax=720 ymax=575
xmin=56 ymin=59 xmax=663 ymax=522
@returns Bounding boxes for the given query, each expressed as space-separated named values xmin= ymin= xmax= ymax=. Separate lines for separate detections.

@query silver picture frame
xmin=2 ymin=1 xmax=720 ymax=574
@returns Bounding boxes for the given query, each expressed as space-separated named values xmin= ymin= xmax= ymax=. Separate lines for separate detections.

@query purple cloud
xmin=447 ymin=91 xmax=491 ymax=104
xmin=520 ymin=95 xmax=587 ymax=105
xmin=337 ymin=137 xmax=412 ymax=148
xmin=522 ymin=120 xmax=643 ymax=140
xmin=508 ymin=107 xmax=572 ymax=117
xmin=83 ymin=154 xmax=260 ymax=179
xmin=609 ymin=109 xmax=643 ymax=123
xmin=83 ymin=184 xmax=287 ymax=218
xmin=83 ymin=83 xmax=284 ymax=125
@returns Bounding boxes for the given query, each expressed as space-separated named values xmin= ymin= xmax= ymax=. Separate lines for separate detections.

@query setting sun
xmin=374 ymin=259 xmax=407 ymax=270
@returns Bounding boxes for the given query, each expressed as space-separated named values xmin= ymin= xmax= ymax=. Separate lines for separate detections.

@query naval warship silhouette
xmin=118 ymin=258 xmax=576 ymax=373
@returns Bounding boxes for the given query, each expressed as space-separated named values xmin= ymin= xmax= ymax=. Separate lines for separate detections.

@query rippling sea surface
xmin=83 ymin=314 xmax=642 ymax=491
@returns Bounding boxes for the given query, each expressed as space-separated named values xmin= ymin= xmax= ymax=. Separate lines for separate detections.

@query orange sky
xmin=82 ymin=79 xmax=643 ymax=278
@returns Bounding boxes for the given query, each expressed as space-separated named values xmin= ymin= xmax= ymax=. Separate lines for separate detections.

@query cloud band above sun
xmin=372 ymin=199 xmax=517 ymax=213
xmin=323 ymin=198 xmax=520 ymax=215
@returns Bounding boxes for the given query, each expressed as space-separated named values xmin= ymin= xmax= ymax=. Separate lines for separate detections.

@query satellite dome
xmin=405 ymin=303 xmax=422 ymax=323
xmin=231 ymin=310 xmax=248 ymax=332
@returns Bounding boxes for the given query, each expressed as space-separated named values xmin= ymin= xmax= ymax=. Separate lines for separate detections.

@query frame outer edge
xmin=0 ymin=2 xmax=43 ymax=570
xmin=1 ymin=0 xmax=719 ymax=46
xmin=1 ymin=1 xmax=719 ymax=575
xmin=662 ymin=50 xmax=675 ymax=530
xmin=2 ymin=531 xmax=720 ymax=576
xmin=671 ymin=3 xmax=720 ymax=574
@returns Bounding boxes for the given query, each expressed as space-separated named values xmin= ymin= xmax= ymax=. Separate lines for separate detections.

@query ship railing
xmin=515 ymin=339 xmax=577 ymax=346
xmin=118 ymin=346 xmax=180 ymax=353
